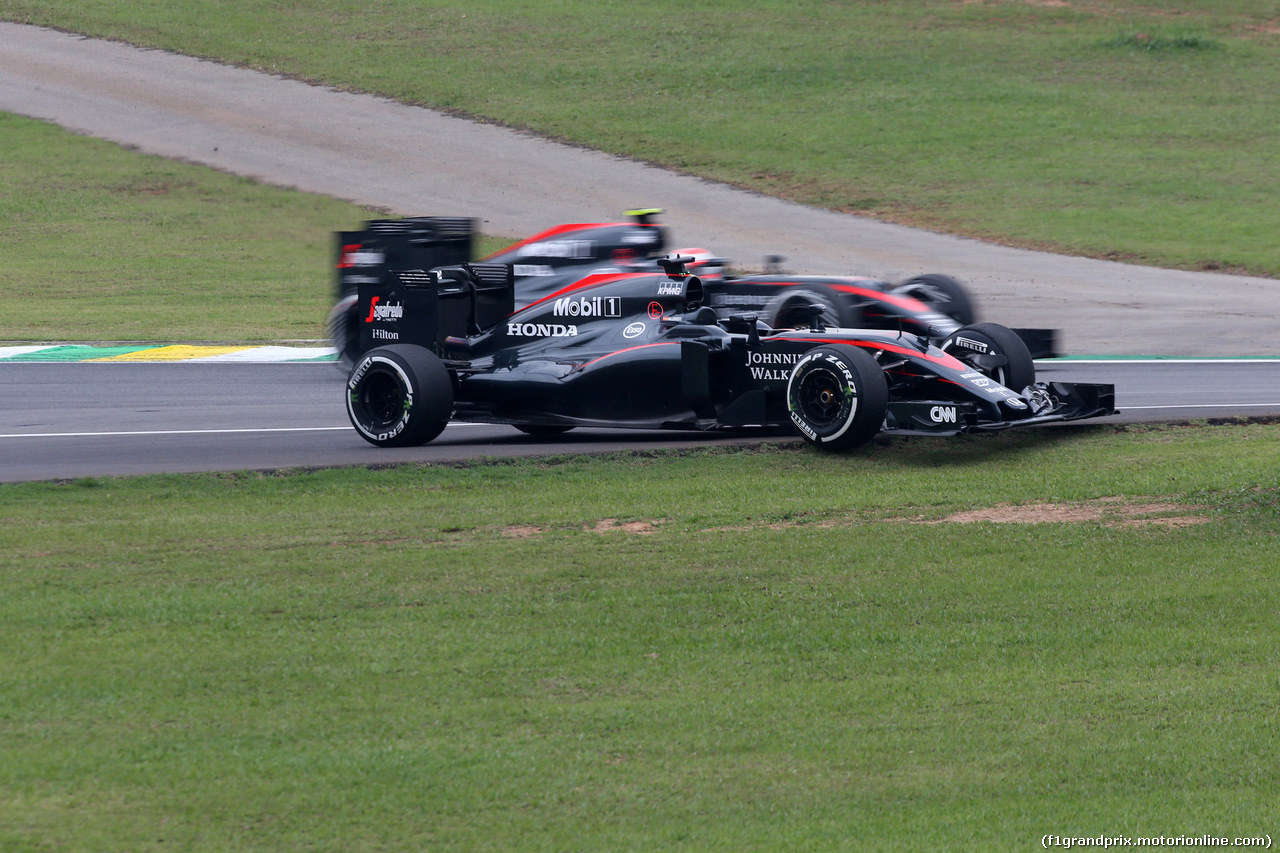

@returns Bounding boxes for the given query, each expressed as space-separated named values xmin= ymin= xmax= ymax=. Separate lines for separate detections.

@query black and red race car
xmin=328 ymin=211 xmax=1057 ymax=367
xmin=342 ymin=252 xmax=1113 ymax=452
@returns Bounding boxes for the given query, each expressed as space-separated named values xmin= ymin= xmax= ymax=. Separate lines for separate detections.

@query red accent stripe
xmin=747 ymin=279 xmax=928 ymax=314
xmin=574 ymin=342 xmax=681 ymax=372
xmin=827 ymin=283 xmax=931 ymax=313
xmin=518 ymin=273 xmax=656 ymax=314
xmin=479 ymin=222 xmax=632 ymax=260
xmin=772 ymin=337 xmax=967 ymax=370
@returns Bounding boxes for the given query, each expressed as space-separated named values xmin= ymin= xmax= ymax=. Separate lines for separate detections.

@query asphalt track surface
xmin=2 ymin=23 xmax=1278 ymax=482
xmin=2 ymin=360 xmax=1278 ymax=483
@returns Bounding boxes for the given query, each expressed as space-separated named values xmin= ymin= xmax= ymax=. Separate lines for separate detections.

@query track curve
xmin=1 ymin=21 xmax=1277 ymax=357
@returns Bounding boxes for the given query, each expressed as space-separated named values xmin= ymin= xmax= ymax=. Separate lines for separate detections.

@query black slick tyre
xmin=941 ymin=322 xmax=1035 ymax=391
xmin=786 ymin=344 xmax=888 ymax=451
xmin=892 ymin=274 xmax=975 ymax=325
xmin=769 ymin=287 xmax=857 ymax=330
xmin=326 ymin=294 xmax=361 ymax=368
xmin=346 ymin=345 xmax=453 ymax=447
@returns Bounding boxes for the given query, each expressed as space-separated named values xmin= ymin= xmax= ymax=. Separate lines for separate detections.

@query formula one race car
xmin=342 ymin=254 xmax=1114 ymax=452
xmin=328 ymin=211 xmax=1057 ymax=367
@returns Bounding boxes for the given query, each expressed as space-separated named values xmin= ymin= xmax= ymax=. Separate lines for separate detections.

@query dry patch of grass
xmin=927 ymin=497 xmax=1210 ymax=528
xmin=502 ymin=518 xmax=664 ymax=537
xmin=501 ymin=499 xmax=1214 ymax=538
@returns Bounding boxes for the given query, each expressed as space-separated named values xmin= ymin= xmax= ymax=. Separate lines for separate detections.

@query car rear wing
xmin=357 ymin=263 xmax=515 ymax=356
xmin=336 ymin=217 xmax=475 ymax=299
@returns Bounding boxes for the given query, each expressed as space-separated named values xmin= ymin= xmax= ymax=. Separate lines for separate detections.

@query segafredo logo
xmin=364 ymin=296 xmax=404 ymax=323
xmin=508 ymin=322 xmax=579 ymax=338
xmin=553 ymin=296 xmax=621 ymax=318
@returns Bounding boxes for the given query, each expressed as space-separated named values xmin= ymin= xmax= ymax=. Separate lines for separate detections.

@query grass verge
xmin=0 ymin=113 xmax=509 ymax=343
xmin=3 ymin=425 xmax=1278 ymax=849
xmin=3 ymin=1 xmax=1280 ymax=276
xmin=0 ymin=113 xmax=362 ymax=342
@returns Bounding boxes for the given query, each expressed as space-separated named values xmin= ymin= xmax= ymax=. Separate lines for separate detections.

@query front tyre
xmin=346 ymin=345 xmax=453 ymax=447
xmin=892 ymin=274 xmax=975 ymax=325
xmin=786 ymin=344 xmax=888 ymax=452
xmin=941 ymin=322 xmax=1035 ymax=391
xmin=769 ymin=287 xmax=857 ymax=330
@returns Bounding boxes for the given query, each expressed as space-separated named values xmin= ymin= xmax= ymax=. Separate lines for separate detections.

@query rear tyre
xmin=327 ymin=294 xmax=361 ymax=368
xmin=786 ymin=345 xmax=888 ymax=451
xmin=346 ymin=345 xmax=453 ymax=447
xmin=941 ymin=322 xmax=1035 ymax=391
xmin=892 ymin=274 xmax=975 ymax=325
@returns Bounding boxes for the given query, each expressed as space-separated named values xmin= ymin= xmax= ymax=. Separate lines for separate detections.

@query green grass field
xmin=0 ymin=113 xmax=362 ymax=343
xmin=4 ymin=0 xmax=1280 ymax=276
xmin=0 ymin=114 xmax=511 ymax=343
xmin=3 ymin=428 xmax=1278 ymax=849
xmin=2 ymin=4 xmax=1279 ymax=848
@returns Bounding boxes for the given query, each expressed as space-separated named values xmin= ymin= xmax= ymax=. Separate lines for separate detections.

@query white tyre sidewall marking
xmin=944 ymin=332 xmax=1007 ymax=388
xmin=348 ymin=355 xmax=414 ymax=443
xmin=787 ymin=351 xmax=860 ymax=444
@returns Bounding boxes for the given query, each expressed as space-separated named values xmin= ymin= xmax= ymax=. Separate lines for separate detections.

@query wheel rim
xmin=901 ymin=283 xmax=941 ymax=306
xmin=953 ymin=349 xmax=1005 ymax=386
xmin=795 ymin=365 xmax=853 ymax=429
xmin=774 ymin=294 xmax=834 ymax=329
xmin=357 ymin=368 xmax=407 ymax=429
xmin=894 ymin=276 xmax=972 ymax=324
